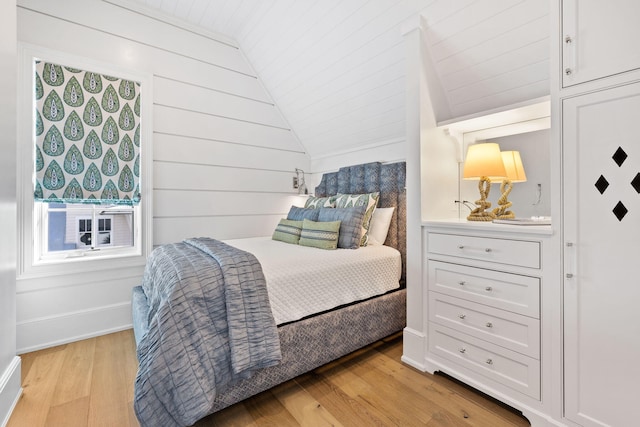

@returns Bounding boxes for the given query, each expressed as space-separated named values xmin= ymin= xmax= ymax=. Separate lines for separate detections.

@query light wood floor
xmin=8 ymin=330 xmax=530 ymax=427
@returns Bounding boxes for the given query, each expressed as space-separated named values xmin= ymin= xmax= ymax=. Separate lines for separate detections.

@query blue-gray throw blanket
xmin=134 ymin=238 xmax=282 ymax=427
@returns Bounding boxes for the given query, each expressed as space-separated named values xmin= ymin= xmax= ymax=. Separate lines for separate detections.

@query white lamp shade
xmin=501 ymin=150 xmax=527 ymax=182
xmin=463 ymin=142 xmax=506 ymax=180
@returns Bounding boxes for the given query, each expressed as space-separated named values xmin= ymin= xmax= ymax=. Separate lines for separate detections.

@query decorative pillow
xmin=299 ymin=219 xmax=341 ymax=250
xmin=304 ymin=195 xmax=336 ymax=209
xmin=272 ymin=219 xmax=303 ymax=244
xmin=334 ymin=192 xmax=380 ymax=246
xmin=287 ymin=206 xmax=320 ymax=221
xmin=367 ymin=207 xmax=395 ymax=246
xmin=318 ymin=206 xmax=366 ymax=249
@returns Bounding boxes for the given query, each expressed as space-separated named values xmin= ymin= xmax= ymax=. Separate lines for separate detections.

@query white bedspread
xmin=225 ymin=237 xmax=401 ymax=325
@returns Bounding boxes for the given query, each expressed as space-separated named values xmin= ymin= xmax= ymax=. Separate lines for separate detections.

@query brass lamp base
xmin=492 ymin=179 xmax=516 ymax=219
xmin=467 ymin=177 xmax=496 ymax=222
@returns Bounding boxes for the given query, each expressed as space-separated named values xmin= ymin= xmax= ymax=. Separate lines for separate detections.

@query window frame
xmin=17 ymin=44 xmax=153 ymax=279
xmin=35 ymin=203 xmax=136 ymax=260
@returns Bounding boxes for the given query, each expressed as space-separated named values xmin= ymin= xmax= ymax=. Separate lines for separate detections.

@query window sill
xmin=18 ymin=249 xmax=146 ymax=280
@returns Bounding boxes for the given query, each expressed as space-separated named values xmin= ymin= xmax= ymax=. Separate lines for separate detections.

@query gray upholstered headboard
xmin=314 ymin=161 xmax=406 ymax=286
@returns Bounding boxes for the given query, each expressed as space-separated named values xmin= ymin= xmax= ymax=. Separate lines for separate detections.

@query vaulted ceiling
xmin=120 ymin=0 xmax=549 ymax=159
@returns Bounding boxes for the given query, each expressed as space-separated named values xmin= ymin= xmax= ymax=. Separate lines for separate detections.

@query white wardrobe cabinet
xmin=562 ymin=81 xmax=640 ymax=427
xmin=562 ymin=0 xmax=640 ymax=87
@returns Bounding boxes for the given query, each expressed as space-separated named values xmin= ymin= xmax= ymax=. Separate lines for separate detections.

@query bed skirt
xmin=132 ymin=286 xmax=406 ymax=417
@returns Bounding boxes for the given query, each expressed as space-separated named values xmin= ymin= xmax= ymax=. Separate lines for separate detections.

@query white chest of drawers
xmin=423 ymin=221 xmax=551 ymax=406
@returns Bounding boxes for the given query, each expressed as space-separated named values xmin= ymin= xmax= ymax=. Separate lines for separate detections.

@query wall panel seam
xmin=102 ymin=0 xmax=239 ymax=49
xmin=155 ymin=74 xmax=275 ymax=105
xmin=16 ymin=301 xmax=131 ymax=326
xmin=154 ymin=213 xmax=288 ymax=219
xmin=153 ymin=160 xmax=301 ymax=173
xmin=153 ymin=131 xmax=306 ymax=154
xmin=154 ymin=103 xmax=291 ymax=130
xmin=17 ymin=5 xmax=256 ymax=78
xmin=153 ymin=188 xmax=298 ymax=195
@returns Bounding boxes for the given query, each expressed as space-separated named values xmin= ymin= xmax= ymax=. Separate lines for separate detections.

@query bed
xmin=131 ymin=161 xmax=407 ymax=427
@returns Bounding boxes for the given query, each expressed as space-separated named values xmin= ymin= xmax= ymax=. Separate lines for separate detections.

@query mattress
xmin=224 ymin=236 xmax=402 ymax=325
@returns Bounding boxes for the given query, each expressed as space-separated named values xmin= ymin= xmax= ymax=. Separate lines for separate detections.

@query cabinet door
xmin=562 ymin=0 xmax=640 ymax=87
xmin=563 ymin=82 xmax=640 ymax=426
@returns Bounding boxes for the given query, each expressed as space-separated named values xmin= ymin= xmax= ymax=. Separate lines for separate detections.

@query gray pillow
xmin=318 ymin=206 xmax=367 ymax=249
xmin=335 ymin=192 xmax=380 ymax=246
xmin=287 ymin=206 xmax=320 ymax=221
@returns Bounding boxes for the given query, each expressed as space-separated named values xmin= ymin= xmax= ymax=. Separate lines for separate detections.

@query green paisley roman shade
xmin=34 ymin=61 xmax=141 ymax=205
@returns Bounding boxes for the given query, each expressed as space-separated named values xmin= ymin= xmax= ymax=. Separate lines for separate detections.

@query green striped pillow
xmin=272 ymin=219 xmax=303 ymax=244
xmin=299 ymin=219 xmax=341 ymax=250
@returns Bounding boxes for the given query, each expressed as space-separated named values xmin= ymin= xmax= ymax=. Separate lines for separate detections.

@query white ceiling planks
xmin=124 ymin=0 xmax=550 ymax=158
xmin=424 ymin=0 xmax=550 ymax=118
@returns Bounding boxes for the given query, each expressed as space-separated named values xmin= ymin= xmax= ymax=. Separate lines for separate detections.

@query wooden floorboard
xmin=7 ymin=330 xmax=530 ymax=427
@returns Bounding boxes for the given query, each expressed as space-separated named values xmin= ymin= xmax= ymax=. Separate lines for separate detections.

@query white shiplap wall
xmin=424 ymin=0 xmax=550 ymax=120
xmin=15 ymin=0 xmax=309 ymax=352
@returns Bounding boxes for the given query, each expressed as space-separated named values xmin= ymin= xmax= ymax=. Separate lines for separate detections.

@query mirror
xmin=476 ymin=129 xmax=551 ymax=219
xmin=440 ymin=98 xmax=551 ymax=220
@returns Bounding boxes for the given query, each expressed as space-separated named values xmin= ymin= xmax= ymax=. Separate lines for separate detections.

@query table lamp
xmin=463 ymin=142 xmax=507 ymax=221
xmin=493 ymin=150 xmax=527 ymax=219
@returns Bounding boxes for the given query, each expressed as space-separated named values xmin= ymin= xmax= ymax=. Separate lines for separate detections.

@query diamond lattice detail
xmin=613 ymin=201 xmax=628 ymax=221
xmin=631 ymin=173 xmax=640 ymax=194
xmin=612 ymin=147 xmax=628 ymax=167
xmin=595 ymin=175 xmax=610 ymax=194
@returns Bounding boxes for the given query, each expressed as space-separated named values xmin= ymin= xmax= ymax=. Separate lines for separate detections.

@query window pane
xmin=96 ymin=208 xmax=132 ymax=248
xmin=43 ymin=203 xmax=134 ymax=253
xmin=98 ymin=232 xmax=111 ymax=246
xmin=47 ymin=204 xmax=91 ymax=252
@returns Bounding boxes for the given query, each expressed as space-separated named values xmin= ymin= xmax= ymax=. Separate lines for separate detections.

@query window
xmin=18 ymin=44 xmax=152 ymax=276
xmin=39 ymin=202 xmax=137 ymax=256
xmin=35 ymin=202 xmax=137 ymax=261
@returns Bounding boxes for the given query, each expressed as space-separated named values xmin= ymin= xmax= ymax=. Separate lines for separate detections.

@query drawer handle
xmin=458 ymin=314 xmax=466 ymax=320
xmin=459 ymin=348 xmax=466 ymax=354
xmin=458 ymin=245 xmax=492 ymax=253
xmin=458 ymin=281 xmax=466 ymax=286
xmin=485 ymin=286 xmax=493 ymax=292
xmin=486 ymin=359 xmax=493 ymax=365
xmin=485 ymin=322 xmax=493 ymax=328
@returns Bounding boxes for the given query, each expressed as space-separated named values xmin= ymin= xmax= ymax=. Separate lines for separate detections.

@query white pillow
xmin=367 ymin=207 xmax=394 ymax=246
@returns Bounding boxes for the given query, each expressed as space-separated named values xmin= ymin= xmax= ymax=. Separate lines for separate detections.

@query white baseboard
xmin=0 ymin=357 xmax=22 ymax=427
xmin=17 ymin=302 xmax=132 ymax=353
xmin=401 ymin=327 xmax=426 ymax=371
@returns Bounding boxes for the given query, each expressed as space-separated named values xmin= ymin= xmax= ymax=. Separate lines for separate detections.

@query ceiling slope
xmin=120 ymin=0 xmax=549 ymax=159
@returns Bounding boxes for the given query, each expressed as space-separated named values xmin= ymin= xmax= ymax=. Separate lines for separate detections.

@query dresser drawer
xmin=427 ymin=232 xmax=540 ymax=269
xmin=428 ymin=261 xmax=540 ymax=318
xmin=428 ymin=292 xmax=540 ymax=358
xmin=429 ymin=324 xmax=540 ymax=399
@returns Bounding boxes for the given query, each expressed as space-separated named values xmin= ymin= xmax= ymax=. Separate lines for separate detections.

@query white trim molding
xmin=401 ymin=327 xmax=426 ymax=371
xmin=17 ymin=302 xmax=132 ymax=354
xmin=0 ymin=357 xmax=22 ymax=427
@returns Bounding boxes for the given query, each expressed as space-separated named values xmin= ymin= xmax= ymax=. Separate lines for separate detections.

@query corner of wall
xmin=0 ymin=0 xmax=19 ymax=425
